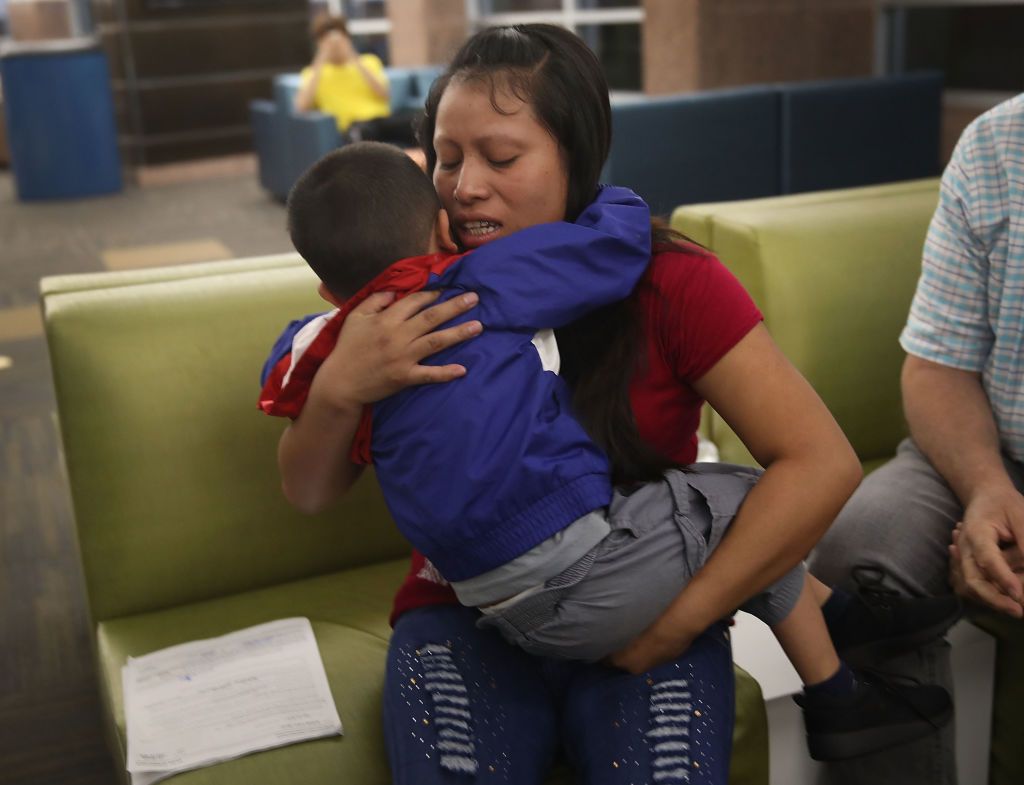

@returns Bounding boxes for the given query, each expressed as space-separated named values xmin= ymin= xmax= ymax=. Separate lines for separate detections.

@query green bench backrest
xmin=43 ymin=260 xmax=409 ymax=622
xmin=673 ymin=178 xmax=941 ymax=470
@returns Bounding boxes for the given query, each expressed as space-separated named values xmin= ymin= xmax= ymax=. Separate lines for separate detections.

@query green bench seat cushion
xmin=96 ymin=558 xmax=767 ymax=785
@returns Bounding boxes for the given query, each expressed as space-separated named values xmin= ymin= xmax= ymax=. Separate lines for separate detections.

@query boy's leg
xmin=478 ymin=476 xmax=715 ymax=663
xmin=807 ymin=438 xmax=961 ymax=784
xmin=806 ymin=573 xmax=834 ymax=604
xmin=491 ymin=465 xmax=787 ymax=663
xmin=805 ymin=569 xmax=961 ymax=668
xmin=757 ymin=567 xmax=953 ymax=763
xmin=771 ymin=572 xmax=840 ymax=686
xmin=384 ymin=605 xmax=560 ymax=784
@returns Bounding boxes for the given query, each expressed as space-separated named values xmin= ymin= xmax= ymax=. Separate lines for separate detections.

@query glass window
xmin=577 ymin=0 xmax=641 ymax=8
xmin=480 ymin=0 xmax=641 ymax=9
xmin=480 ymin=0 xmax=561 ymax=12
xmin=343 ymin=0 xmax=387 ymax=19
xmin=577 ymin=22 xmax=641 ymax=91
xmin=352 ymin=32 xmax=390 ymax=63
xmin=471 ymin=1 xmax=645 ymax=92
xmin=900 ymin=6 xmax=1024 ymax=92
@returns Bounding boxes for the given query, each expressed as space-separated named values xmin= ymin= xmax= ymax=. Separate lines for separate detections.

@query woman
xmin=293 ymin=13 xmax=416 ymax=146
xmin=277 ymin=24 xmax=861 ymax=784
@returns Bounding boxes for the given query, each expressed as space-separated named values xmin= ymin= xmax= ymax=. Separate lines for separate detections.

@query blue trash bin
xmin=1 ymin=37 xmax=122 ymax=200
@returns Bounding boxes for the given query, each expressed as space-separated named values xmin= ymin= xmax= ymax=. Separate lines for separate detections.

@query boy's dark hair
xmin=287 ymin=142 xmax=441 ymax=299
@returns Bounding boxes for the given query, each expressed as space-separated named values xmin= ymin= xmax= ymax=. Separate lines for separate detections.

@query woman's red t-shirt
xmin=389 ymin=245 xmax=763 ymax=625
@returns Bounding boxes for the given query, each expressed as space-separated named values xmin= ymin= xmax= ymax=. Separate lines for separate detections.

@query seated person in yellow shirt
xmin=293 ymin=14 xmax=416 ymax=146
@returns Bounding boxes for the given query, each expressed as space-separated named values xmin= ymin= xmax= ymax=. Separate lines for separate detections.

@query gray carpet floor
xmin=0 ymin=167 xmax=293 ymax=309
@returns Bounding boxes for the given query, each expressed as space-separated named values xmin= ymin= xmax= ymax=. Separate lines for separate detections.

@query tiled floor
xmin=100 ymin=238 xmax=235 ymax=271
xmin=0 ymin=304 xmax=42 ymax=342
xmin=0 ymin=163 xmax=293 ymax=784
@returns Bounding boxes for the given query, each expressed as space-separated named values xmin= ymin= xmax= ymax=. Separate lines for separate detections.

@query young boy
xmin=261 ymin=143 xmax=959 ymax=761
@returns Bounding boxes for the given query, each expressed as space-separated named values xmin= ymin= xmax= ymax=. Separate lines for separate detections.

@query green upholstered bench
xmin=41 ymin=255 xmax=769 ymax=785
xmin=673 ymin=179 xmax=1024 ymax=785
xmin=673 ymin=178 xmax=940 ymax=474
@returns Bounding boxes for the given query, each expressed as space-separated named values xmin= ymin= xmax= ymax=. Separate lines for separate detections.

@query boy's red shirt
xmin=259 ymin=252 xmax=464 ymax=463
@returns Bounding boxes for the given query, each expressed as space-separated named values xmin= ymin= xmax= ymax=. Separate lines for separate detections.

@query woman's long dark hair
xmin=418 ymin=24 xmax=686 ymax=484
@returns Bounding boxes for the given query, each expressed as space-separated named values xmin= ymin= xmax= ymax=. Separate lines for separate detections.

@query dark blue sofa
xmin=604 ymin=86 xmax=781 ymax=215
xmin=604 ymin=72 xmax=943 ymax=216
xmin=250 ymin=66 xmax=442 ymax=201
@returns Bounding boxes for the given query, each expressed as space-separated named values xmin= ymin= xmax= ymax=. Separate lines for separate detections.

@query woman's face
xmin=319 ymin=30 xmax=354 ymax=64
xmin=432 ymin=77 xmax=570 ymax=250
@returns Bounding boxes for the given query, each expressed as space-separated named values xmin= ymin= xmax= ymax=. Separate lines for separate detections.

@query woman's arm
xmin=353 ymin=54 xmax=389 ymax=101
xmin=611 ymin=323 xmax=862 ymax=672
xmin=278 ymin=289 xmax=482 ymax=513
xmin=294 ymin=41 xmax=329 ymax=113
xmin=294 ymin=68 xmax=321 ymax=113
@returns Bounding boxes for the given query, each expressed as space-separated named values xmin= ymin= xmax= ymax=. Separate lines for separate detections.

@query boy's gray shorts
xmin=477 ymin=464 xmax=806 ymax=662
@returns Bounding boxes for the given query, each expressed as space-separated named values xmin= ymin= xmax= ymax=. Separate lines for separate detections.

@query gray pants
xmin=809 ymin=436 xmax=1024 ymax=785
xmin=479 ymin=464 xmax=806 ymax=662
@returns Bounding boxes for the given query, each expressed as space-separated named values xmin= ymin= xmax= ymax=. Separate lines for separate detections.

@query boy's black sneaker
xmin=796 ymin=671 xmax=952 ymax=761
xmin=826 ymin=565 xmax=962 ymax=669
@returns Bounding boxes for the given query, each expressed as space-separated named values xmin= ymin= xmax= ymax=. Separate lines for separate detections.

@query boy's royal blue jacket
xmin=261 ymin=186 xmax=651 ymax=581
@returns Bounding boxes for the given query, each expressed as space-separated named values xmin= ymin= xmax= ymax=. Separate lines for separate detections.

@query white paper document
xmin=123 ymin=617 xmax=342 ymax=785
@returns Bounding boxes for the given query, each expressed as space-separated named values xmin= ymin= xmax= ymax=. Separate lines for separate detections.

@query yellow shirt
xmin=302 ymin=54 xmax=391 ymax=132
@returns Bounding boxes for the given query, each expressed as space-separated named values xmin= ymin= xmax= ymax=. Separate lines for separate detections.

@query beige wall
xmin=7 ymin=0 xmax=74 ymax=40
xmin=940 ymin=93 xmax=1011 ymax=164
xmin=388 ymin=0 xmax=468 ymax=67
xmin=643 ymin=0 xmax=876 ymax=95
xmin=643 ymin=0 xmax=701 ymax=94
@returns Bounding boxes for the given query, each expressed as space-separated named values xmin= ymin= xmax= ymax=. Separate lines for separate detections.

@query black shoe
xmin=827 ymin=565 xmax=963 ymax=669
xmin=796 ymin=670 xmax=952 ymax=761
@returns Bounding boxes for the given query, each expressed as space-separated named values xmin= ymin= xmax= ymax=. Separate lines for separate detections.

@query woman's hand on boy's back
xmin=310 ymin=290 xmax=482 ymax=411
xmin=278 ymin=289 xmax=481 ymax=513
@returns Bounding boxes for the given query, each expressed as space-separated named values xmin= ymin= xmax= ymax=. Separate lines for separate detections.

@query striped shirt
xmin=901 ymin=93 xmax=1024 ymax=461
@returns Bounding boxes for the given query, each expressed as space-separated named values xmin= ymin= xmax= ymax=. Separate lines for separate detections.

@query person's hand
xmin=607 ymin=616 xmax=700 ymax=675
xmin=948 ymin=486 xmax=1024 ymax=618
xmin=952 ymin=533 xmax=1024 ymax=592
xmin=336 ymin=32 xmax=357 ymax=64
xmin=313 ymin=35 xmax=333 ymax=67
xmin=308 ymin=290 xmax=482 ymax=412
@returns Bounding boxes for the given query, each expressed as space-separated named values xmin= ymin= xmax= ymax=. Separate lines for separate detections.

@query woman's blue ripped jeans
xmin=384 ymin=605 xmax=734 ymax=784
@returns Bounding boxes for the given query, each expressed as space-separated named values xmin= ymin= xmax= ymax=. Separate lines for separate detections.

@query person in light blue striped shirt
xmin=810 ymin=93 xmax=1024 ymax=785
